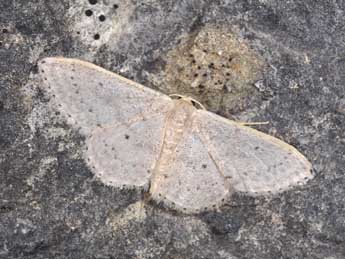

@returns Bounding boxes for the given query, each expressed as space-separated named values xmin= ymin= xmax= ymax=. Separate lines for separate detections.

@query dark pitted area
xmin=1 ymin=0 xmax=345 ymax=258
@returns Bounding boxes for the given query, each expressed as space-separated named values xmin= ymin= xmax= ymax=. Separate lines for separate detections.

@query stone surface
xmin=1 ymin=0 xmax=345 ymax=258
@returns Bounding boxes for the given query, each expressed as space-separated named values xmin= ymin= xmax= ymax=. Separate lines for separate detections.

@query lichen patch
xmin=161 ymin=25 xmax=266 ymax=114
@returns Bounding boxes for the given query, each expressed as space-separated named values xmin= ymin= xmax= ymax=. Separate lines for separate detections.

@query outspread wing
xmin=38 ymin=57 xmax=173 ymax=188
xmin=150 ymin=122 xmax=231 ymax=213
xmin=85 ymin=111 xmax=170 ymax=188
xmin=194 ymin=110 xmax=313 ymax=195
xmin=38 ymin=57 xmax=171 ymax=135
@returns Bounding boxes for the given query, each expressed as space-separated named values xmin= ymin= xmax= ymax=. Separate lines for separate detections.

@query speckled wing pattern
xmin=149 ymin=125 xmax=232 ymax=212
xmin=39 ymin=57 xmax=173 ymax=189
xmin=38 ymin=57 xmax=313 ymax=213
xmin=194 ymin=110 xmax=313 ymax=195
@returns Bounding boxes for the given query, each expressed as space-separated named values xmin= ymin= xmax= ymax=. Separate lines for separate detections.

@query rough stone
xmin=1 ymin=0 xmax=345 ymax=258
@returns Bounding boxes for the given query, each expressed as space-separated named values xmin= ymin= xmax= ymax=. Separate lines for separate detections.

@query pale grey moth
xmin=38 ymin=57 xmax=313 ymax=213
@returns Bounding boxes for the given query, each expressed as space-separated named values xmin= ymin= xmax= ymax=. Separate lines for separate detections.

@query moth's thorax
xmin=169 ymin=99 xmax=197 ymax=126
xmin=162 ymin=99 xmax=196 ymax=156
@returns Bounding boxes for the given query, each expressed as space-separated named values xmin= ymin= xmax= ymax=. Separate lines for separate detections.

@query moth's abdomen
xmin=150 ymin=100 xmax=196 ymax=194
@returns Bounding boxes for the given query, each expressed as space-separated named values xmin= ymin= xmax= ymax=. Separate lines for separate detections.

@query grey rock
xmin=1 ymin=0 xmax=345 ymax=258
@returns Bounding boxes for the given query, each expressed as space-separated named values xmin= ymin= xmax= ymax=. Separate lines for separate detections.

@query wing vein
xmin=197 ymin=129 xmax=239 ymax=192
xmin=196 ymin=126 xmax=250 ymax=193
xmin=89 ymin=99 xmax=167 ymax=137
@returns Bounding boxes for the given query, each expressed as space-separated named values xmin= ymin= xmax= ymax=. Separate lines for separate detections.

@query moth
xmin=38 ymin=57 xmax=313 ymax=213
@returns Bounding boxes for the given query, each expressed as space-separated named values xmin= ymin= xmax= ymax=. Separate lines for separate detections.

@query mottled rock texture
xmin=1 ymin=0 xmax=345 ymax=258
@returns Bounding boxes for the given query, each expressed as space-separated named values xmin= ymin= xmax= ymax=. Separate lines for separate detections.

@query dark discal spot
xmin=88 ymin=108 xmax=93 ymax=112
xmin=255 ymin=146 xmax=259 ymax=150
xmin=94 ymin=34 xmax=100 ymax=40
xmin=113 ymin=4 xmax=119 ymax=9
xmin=147 ymin=169 xmax=151 ymax=174
xmin=202 ymin=164 xmax=207 ymax=169
xmin=125 ymin=134 xmax=130 ymax=139
xmin=2 ymin=28 xmax=8 ymax=33
xmin=89 ymin=0 xmax=97 ymax=4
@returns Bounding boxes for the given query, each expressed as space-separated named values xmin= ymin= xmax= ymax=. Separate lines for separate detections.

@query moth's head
xmin=169 ymin=94 xmax=206 ymax=110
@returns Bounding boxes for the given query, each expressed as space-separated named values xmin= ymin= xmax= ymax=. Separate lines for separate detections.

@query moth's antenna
xmin=169 ymin=94 xmax=206 ymax=110
xmin=190 ymin=98 xmax=206 ymax=110
xmin=169 ymin=94 xmax=184 ymax=99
